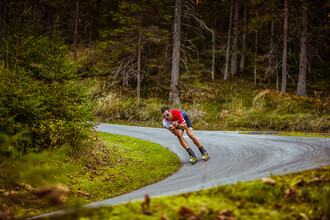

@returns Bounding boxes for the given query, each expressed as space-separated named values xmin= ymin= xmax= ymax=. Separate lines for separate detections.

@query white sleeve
xmin=163 ymin=119 xmax=173 ymax=129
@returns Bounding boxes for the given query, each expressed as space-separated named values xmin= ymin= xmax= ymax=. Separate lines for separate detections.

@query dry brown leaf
xmin=219 ymin=209 xmax=233 ymax=216
xmin=284 ymin=188 xmax=297 ymax=199
xmin=308 ymin=176 xmax=327 ymax=184
xmin=141 ymin=194 xmax=151 ymax=215
xmin=295 ymin=178 xmax=306 ymax=187
xmin=177 ymin=206 xmax=198 ymax=220
xmin=262 ymin=177 xmax=276 ymax=186
xmin=34 ymin=184 xmax=70 ymax=205
xmin=0 ymin=208 xmax=12 ymax=220
xmin=77 ymin=191 xmax=91 ymax=197
xmin=222 ymin=109 xmax=230 ymax=115
xmin=217 ymin=216 xmax=237 ymax=220
xmin=160 ymin=214 xmax=170 ymax=220
xmin=217 ymin=209 xmax=237 ymax=220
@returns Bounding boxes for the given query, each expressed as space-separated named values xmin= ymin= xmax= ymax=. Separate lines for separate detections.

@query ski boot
xmin=190 ymin=155 xmax=197 ymax=165
xmin=199 ymin=147 xmax=209 ymax=161
xmin=187 ymin=148 xmax=197 ymax=165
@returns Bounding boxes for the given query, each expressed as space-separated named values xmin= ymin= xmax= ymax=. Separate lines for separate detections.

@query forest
xmin=0 ymin=0 xmax=329 ymax=218
xmin=1 ymin=0 xmax=329 ymax=151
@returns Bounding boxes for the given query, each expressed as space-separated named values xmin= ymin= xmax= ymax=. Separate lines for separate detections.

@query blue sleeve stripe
xmin=180 ymin=110 xmax=186 ymax=117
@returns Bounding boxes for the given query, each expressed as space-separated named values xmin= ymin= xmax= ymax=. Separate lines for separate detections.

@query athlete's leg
xmin=172 ymin=129 xmax=189 ymax=149
xmin=186 ymin=127 xmax=202 ymax=148
xmin=186 ymin=123 xmax=209 ymax=161
xmin=173 ymin=128 xmax=197 ymax=163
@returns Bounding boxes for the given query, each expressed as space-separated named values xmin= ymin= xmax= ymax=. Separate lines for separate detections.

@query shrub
xmin=0 ymin=36 xmax=94 ymax=153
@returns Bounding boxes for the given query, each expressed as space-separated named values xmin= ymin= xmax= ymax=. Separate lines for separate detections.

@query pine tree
xmin=297 ymin=0 xmax=308 ymax=97
xmin=281 ymin=0 xmax=289 ymax=93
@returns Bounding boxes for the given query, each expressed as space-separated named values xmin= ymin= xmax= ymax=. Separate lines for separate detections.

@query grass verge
xmin=238 ymin=131 xmax=330 ymax=138
xmin=56 ymin=166 xmax=329 ymax=220
xmin=0 ymin=132 xmax=181 ymax=219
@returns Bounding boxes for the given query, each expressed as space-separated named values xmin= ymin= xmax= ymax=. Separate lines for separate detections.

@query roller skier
xmin=161 ymin=106 xmax=209 ymax=164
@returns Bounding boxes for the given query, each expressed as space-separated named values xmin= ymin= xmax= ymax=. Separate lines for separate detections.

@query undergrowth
xmin=92 ymin=79 xmax=329 ymax=133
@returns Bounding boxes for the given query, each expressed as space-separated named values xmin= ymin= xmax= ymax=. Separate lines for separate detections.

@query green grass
xmin=0 ymin=132 xmax=181 ymax=219
xmin=56 ymin=167 xmax=330 ymax=220
xmin=239 ymin=131 xmax=330 ymax=138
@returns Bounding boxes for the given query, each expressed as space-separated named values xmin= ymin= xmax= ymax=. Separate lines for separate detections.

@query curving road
xmin=32 ymin=123 xmax=330 ymax=218
xmin=86 ymin=123 xmax=330 ymax=208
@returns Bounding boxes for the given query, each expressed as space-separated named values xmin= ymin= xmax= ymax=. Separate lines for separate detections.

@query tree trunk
xmin=239 ymin=0 xmax=247 ymax=73
xmin=281 ymin=0 xmax=288 ymax=93
xmin=230 ymin=0 xmax=239 ymax=76
xmin=73 ymin=0 xmax=79 ymax=62
xmin=0 ymin=0 xmax=9 ymax=41
xmin=41 ymin=0 xmax=50 ymax=34
xmin=254 ymin=30 xmax=257 ymax=85
xmin=276 ymin=51 xmax=279 ymax=90
xmin=265 ymin=20 xmax=278 ymax=83
xmin=200 ymin=23 xmax=216 ymax=81
xmin=137 ymin=33 xmax=141 ymax=106
xmin=224 ymin=0 xmax=234 ymax=80
xmin=211 ymin=31 xmax=215 ymax=81
xmin=3 ymin=0 xmax=9 ymax=66
xmin=297 ymin=0 xmax=308 ymax=97
xmin=87 ymin=12 xmax=93 ymax=62
xmin=29 ymin=0 xmax=36 ymax=32
xmin=169 ymin=0 xmax=182 ymax=105
xmin=212 ymin=0 xmax=217 ymax=80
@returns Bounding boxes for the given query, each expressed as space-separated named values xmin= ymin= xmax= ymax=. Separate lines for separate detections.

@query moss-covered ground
xmin=56 ymin=166 xmax=330 ymax=220
xmin=0 ymin=132 xmax=181 ymax=219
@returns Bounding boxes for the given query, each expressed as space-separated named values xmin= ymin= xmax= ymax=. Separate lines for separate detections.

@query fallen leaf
xmin=0 ymin=208 xmax=12 ymax=220
xmin=34 ymin=184 xmax=70 ymax=205
xmin=177 ymin=206 xmax=198 ymax=220
xmin=308 ymin=176 xmax=327 ymax=184
xmin=160 ymin=214 xmax=170 ymax=220
xmin=219 ymin=209 xmax=233 ymax=216
xmin=295 ymin=178 xmax=306 ymax=187
xmin=217 ymin=209 xmax=237 ymax=220
xmin=141 ymin=194 xmax=151 ymax=215
xmin=217 ymin=215 xmax=237 ymax=220
xmin=262 ymin=177 xmax=276 ymax=186
xmin=99 ymin=160 xmax=108 ymax=166
xmin=78 ymin=191 xmax=91 ymax=197
xmin=299 ymin=213 xmax=309 ymax=220
xmin=284 ymin=188 xmax=297 ymax=199
xmin=222 ymin=109 xmax=230 ymax=115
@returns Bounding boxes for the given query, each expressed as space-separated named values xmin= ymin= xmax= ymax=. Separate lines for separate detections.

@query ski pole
xmin=186 ymin=104 xmax=200 ymax=115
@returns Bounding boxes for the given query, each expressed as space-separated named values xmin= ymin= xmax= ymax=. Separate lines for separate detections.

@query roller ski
xmin=190 ymin=155 xmax=197 ymax=165
xmin=199 ymin=147 xmax=209 ymax=161
xmin=187 ymin=148 xmax=197 ymax=165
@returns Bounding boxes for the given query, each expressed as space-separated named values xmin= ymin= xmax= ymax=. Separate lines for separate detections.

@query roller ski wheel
xmin=190 ymin=156 xmax=197 ymax=165
xmin=202 ymin=151 xmax=209 ymax=161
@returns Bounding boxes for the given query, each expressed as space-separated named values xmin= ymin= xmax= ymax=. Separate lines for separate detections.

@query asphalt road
xmin=31 ymin=123 xmax=330 ymax=218
xmin=86 ymin=123 xmax=330 ymax=208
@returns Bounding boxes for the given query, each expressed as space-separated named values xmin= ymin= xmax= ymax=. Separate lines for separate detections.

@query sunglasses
xmin=162 ymin=113 xmax=170 ymax=118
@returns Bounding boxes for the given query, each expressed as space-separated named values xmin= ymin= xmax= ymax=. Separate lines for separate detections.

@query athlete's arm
xmin=169 ymin=123 xmax=176 ymax=131
xmin=177 ymin=122 xmax=187 ymax=129
xmin=172 ymin=121 xmax=187 ymax=130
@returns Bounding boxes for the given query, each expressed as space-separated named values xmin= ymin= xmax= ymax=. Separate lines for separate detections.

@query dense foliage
xmin=1 ymin=0 xmax=328 ymax=97
xmin=0 ymin=36 xmax=94 ymax=154
xmin=0 ymin=0 xmax=328 ymax=151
